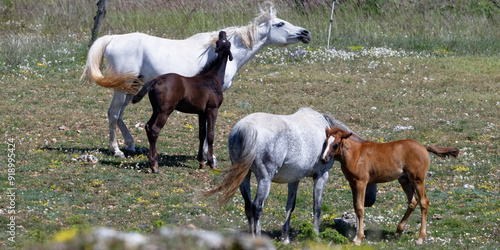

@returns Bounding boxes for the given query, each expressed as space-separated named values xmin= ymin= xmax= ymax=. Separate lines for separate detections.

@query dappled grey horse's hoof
xmin=281 ymin=237 xmax=290 ymax=245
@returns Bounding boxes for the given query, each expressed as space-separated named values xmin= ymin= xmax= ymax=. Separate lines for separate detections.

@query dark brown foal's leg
xmin=205 ymin=108 xmax=218 ymax=169
xmin=146 ymin=112 xmax=169 ymax=173
xmin=396 ymin=176 xmax=418 ymax=237
xmin=197 ymin=114 xmax=207 ymax=169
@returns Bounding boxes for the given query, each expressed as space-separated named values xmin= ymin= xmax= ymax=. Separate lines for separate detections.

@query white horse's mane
xmin=206 ymin=1 xmax=276 ymax=49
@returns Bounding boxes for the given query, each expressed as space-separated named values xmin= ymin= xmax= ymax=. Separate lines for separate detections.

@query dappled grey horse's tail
xmin=323 ymin=113 xmax=377 ymax=207
xmin=131 ymin=79 xmax=156 ymax=104
xmin=203 ymin=125 xmax=258 ymax=204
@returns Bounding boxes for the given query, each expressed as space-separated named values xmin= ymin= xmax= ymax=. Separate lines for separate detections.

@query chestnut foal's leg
xmin=350 ymin=180 xmax=367 ymax=245
xmin=413 ymin=175 xmax=429 ymax=245
xmin=396 ymin=176 xmax=418 ymax=237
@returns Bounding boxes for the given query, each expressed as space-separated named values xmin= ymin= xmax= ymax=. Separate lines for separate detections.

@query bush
xmin=297 ymin=220 xmax=318 ymax=242
xmin=319 ymin=228 xmax=349 ymax=245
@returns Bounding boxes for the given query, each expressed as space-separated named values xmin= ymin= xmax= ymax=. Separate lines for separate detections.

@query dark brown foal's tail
xmin=427 ymin=146 xmax=460 ymax=158
xmin=131 ymin=79 xmax=156 ymax=104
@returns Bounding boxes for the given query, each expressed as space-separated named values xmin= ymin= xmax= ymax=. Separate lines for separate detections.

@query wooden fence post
xmin=89 ymin=0 xmax=108 ymax=47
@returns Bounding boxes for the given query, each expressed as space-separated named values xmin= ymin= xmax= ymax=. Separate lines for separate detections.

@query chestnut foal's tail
xmin=426 ymin=146 xmax=460 ymax=158
xmin=131 ymin=79 xmax=156 ymax=104
xmin=203 ymin=127 xmax=258 ymax=205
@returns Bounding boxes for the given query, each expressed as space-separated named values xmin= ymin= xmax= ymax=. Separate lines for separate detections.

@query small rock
xmin=341 ymin=211 xmax=357 ymax=227
xmin=432 ymin=214 xmax=443 ymax=220
xmin=269 ymin=72 xmax=279 ymax=77
xmin=427 ymin=171 xmax=435 ymax=177
xmin=58 ymin=125 xmax=67 ymax=131
xmin=393 ymin=125 xmax=414 ymax=132
xmin=77 ymin=155 xmax=98 ymax=164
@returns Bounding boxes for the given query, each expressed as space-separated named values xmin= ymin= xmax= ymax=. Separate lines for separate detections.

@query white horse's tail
xmin=80 ymin=35 xmax=142 ymax=94
xmin=203 ymin=125 xmax=258 ymax=204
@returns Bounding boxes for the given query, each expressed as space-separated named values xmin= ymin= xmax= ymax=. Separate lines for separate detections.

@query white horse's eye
xmin=274 ymin=22 xmax=285 ymax=27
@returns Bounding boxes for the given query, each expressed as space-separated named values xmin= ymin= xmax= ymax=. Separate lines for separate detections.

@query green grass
xmin=1 ymin=0 xmax=499 ymax=249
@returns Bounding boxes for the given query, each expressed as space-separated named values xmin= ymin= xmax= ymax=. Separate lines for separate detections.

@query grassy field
xmin=1 ymin=0 xmax=499 ymax=249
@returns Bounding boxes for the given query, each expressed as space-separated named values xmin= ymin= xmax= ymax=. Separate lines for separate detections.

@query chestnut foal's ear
xmin=342 ymin=132 xmax=353 ymax=139
xmin=325 ymin=127 xmax=331 ymax=136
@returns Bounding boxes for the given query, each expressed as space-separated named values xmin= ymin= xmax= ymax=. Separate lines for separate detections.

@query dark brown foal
xmin=131 ymin=31 xmax=233 ymax=173
xmin=321 ymin=127 xmax=459 ymax=245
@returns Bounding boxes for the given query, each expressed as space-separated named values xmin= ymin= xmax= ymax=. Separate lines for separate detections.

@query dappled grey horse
xmin=205 ymin=107 xmax=377 ymax=243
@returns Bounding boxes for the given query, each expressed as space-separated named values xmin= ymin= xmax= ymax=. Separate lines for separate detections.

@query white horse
xmin=204 ymin=107 xmax=377 ymax=243
xmin=81 ymin=2 xmax=311 ymax=158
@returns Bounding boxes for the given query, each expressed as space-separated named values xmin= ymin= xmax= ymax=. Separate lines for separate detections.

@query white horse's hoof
xmin=114 ymin=151 xmax=126 ymax=159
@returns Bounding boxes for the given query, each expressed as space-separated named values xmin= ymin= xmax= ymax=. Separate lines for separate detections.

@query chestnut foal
xmin=132 ymin=31 xmax=233 ymax=172
xmin=321 ymin=127 xmax=459 ymax=245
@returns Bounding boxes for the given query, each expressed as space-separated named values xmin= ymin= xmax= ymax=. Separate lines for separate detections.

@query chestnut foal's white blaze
xmin=321 ymin=135 xmax=336 ymax=161
xmin=81 ymin=2 xmax=311 ymax=158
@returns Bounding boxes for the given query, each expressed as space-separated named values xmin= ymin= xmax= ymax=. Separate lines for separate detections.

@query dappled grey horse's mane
xmin=322 ymin=113 xmax=367 ymax=143
xmin=206 ymin=1 xmax=276 ymax=49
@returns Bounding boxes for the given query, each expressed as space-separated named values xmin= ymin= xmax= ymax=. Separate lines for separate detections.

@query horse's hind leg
xmin=396 ymin=176 xmax=417 ymax=237
xmin=281 ymin=181 xmax=299 ymax=244
xmin=239 ymin=172 xmax=254 ymax=235
xmin=108 ymin=91 xmax=129 ymax=158
xmin=117 ymin=93 xmax=136 ymax=155
xmin=413 ymin=175 xmax=429 ymax=245
xmin=253 ymin=177 xmax=272 ymax=236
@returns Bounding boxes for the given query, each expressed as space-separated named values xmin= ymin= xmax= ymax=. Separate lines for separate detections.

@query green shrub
xmin=297 ymin=220 xmax=318 ymax=242
xmin=319 ymin=228 xmax=349 ymax=245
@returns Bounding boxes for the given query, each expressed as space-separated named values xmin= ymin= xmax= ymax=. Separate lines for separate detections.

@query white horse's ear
xmin=269 ymin=5 xmax=276 ymax=18
xmin=259 ymin=1 xmax=276 ymax=19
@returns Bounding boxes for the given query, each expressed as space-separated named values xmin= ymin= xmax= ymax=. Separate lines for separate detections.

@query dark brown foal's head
xmin=215 ymin=31 xmax=233 ymax=61
xmin=321 ymin=127 xmax=352 ymax=163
